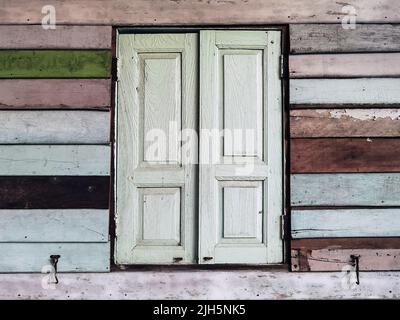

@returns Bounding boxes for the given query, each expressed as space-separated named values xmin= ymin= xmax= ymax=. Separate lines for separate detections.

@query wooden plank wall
xmin=290 ymin=24 xmax=400 ymax=271
xmin=0 ymin=26 xmax=112 ymax=272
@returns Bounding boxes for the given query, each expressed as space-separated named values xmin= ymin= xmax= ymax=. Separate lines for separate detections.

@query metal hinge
xmin=281 ymin=214 xmax=288 ymax=240
xmin=280 ymin=54 xmax=285 ymax=79
xmin=113 ymin=57 xmax=121 ymax=82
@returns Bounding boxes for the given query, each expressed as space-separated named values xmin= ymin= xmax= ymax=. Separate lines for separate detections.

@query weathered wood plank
xmin=1 ymin=1 xmax=399 ymax=24
xmin=290 ymin=53 xmax=400 ymax=78
xmin=0 ymin=243 xmax=110 ymax=272
xmin=291 ymin=138 xmax=400 ymax=173
xmin=0 ymin=25 xmax=112 ymax=49
xmin=0 ymin=50 xmax=111 ymax=78
xmin=0 ymin=146 xmax=110 ymax=176
xmin=0 ymin=79 xmax=111 ymax=109
xmin=292 ymin=209 xmax=400 ymax=238
xmin=290 ymin=79 xmax=400 ymax=105
xmin=290 ymin=109 xmax=400 ymax=138
xmin=0 ymin=111 xmax=110 ymax=144
xmin=0 ymin=177 xmax=109 ymax=209
xmin=292 ymin=238 xmax=400 ymax=271
xmin=290 ymin=24 xmax=400 ymax=53
xmin=291 ymin=173 xmax=400 ymax=206
xmin=0 ymin=209 xmax=108 ymax=242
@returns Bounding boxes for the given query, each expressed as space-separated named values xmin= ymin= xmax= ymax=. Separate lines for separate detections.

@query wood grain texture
xmin=290 ymin=109 xmax=400 ymax=138
xmin=292 ymin=209 xmax=400 ymax=238
xmin=290 ymin=24 xmax=400 ymax=53
xmin=0 ymin=25 xmax=112 ymax=49
xmin=291 ymin=138 xmax=400 ymax=173
xmin=0 ymin=209 xmax=108 ymax=242
xmin=0 ymin=176 xmax=109 ymax=209
xmin=290 ymin=79 xmax=400 ymax=105
xmin=291 ymin=173 xmax=400 ymax=206
xmin=0 ymin=243 xmax=110 ymax=272
xmin=0 ymin=79 xmax=111 ymax=109
xmin=0 ymin=111 xmax=110 ymax=144
xmin=292 ymin=238 xmax=400 ymax=271
xmin=1 ymin=1 xmax=399 ymax=24
xmin=0 ymin=50 xmax=111 ymax=78
xmin=0 ymin=145 xmax=110 ymax=176
xmin=289 ymin=53 xmax=400 ymax=78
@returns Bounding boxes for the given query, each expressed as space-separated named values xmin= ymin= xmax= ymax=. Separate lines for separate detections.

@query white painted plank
xmin=1 ymin=271 xmax=399 ymax=300
xmin=0 ymin=209 xmax=109 ymax=242
xmin=292 ymin=209 xmax=400 ymax=238
xmin=0 ymin=145 xmax=110 ymax=175
xmin=0 ymin=243 xmax=110 ymax=272
xmin=291 ymin=173 xmax=400 ymax=206
xmin=290 ymin=79 xmax=400 ymax=105
xmin=0 ymin=111 xmax=110 ymax=144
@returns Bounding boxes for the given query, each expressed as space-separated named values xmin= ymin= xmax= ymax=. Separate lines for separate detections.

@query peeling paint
xmin=318 ymin=109 xmax=400 ymax=121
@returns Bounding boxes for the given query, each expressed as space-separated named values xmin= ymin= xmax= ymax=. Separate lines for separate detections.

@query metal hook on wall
xmin=350 ymin=254 xmax=360 ymax=285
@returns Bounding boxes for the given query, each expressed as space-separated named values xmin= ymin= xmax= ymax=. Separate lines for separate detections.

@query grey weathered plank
xmin=0 ymin=145 xmax=110 ymax=175
xmin=0 ymin=209 xmax=109 ymax=242
xmin=290 ymin=24 xmax=400 ymax=53
xmin=0 ymin=25 xmax=112 ymax=49
xmin=292 ymin=209 xmax=400 ymax=238
xmin=291 ymin=173 xmax=400 ymax=206
xmin=0 ymin=243 xmax=110 ymax=272
xmin=290 ymin=79 xmax=400 ymax=105
xmin=290 ymin=109 xmax=400 ymax=137
xmin=0 ymin=111 xmax=110 ymax=144
xmin=0 ymin=1 xmax=399 ymax=24
xmin=0 ymin=79 xmax=111 ymax=109
xmin=289 ymin=53 xmax=400 ymax=78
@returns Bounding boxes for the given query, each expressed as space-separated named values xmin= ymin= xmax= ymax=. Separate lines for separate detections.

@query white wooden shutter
xmin=199 ymin=30 xmax=283 ymax=264
xmin=116 ymin=34 xmax=198 ymax=264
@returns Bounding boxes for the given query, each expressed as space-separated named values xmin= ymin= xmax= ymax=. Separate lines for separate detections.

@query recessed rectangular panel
xmin=223 ymin=51 xmax=263 ymax=157
xmin=141 ymin=53 xmax=181 ymax=164
xmin=222 ymin=183 xmax=263 ymax=242
xmin=141 ymin=188 xmax=181 ymax=245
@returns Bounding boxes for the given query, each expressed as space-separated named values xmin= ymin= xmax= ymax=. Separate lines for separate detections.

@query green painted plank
xmin=291 ymin=173 xmax=400 ymax=206
xmin=0 ymin=145 xmax=110 ymax=176
xmin=0 ymin=209 xmax=109 ymax=242
xmin=292 ymin=209 xmax=400 ymax=238
xmin=0 ymin=50 xmax=111 ymax=78
xmin=0 ymin=243 xmax=110 ymax=272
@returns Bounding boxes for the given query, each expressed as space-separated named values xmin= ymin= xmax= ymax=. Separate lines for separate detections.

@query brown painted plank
xmin=291 ymin=138 xmax=400 ymax=173
xmin=290 ymin=24 xmax=400 ymax=53
xmin=0 ymin=1 xmax=399 ymax=24
xmin=0 ymin=25 xmax=112 ymax=49
xmin=290 ymin=109 xmax=400 ymax=138
xmin=0 ymin=177 xmax=109 ymax=209
xmin=0 ymin=79 xmax=111 ymax=109
xmin=289 ymin=53 xmax=400 ymax=78
xmin=291 ymin=104 xmax=400 ymax=109
xmin=291 ymin=238 xmax=400 ymax=271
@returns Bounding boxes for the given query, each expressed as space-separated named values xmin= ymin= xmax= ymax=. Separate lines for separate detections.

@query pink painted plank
xmin=290 ymin=53 xmax=400 ymax=78
xmin=0 ymin=79 xmax=111 ymax=109
xmin=0 ymin=25 xmax=112 ymax=49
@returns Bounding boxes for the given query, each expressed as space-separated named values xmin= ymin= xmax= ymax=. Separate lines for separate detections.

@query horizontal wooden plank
xmin=292 ymin=238 xmax=400 ymax=271
xmin=291 ymin=173 xmax=400 ymax=206
xmin=290 ymin=24 xmax=400 ymax=53
xmin=0 ymin=25 xmax=112 ymax=49
xmin=0 ymin=145 xmax=110 ymax=176
xmin=290 ymin=109 xmax=400 ymax=138
xmin=290 ymin=79 xmax=400 ymax=105
xmin=0 ymin=50 xmax=111 ymax=78
xmin=1 ymin=1 xmax=399 ymax=24
xmin=0 ymin=176 xmax=109 ymax=209
xmin=289 ymin=53 xmax=400 ymax=78
xmin=0 ymin=209 xmax=108 ymax=242
xmin=291 ymin=138 xmax=400 ymax=173
xmin=292 ymin=209 xmax=400 ymax=238
xmin=0 ymin=111 xmax=110 ymax=144
xmin=0 ymin=79 xmax=111 ymax=109
xmin=0 ymin=242 xmax=110 ymax=272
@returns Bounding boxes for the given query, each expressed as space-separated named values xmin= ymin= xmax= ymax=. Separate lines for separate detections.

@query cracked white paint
xmin=316 ymin=109 xmax=400 ymax=121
